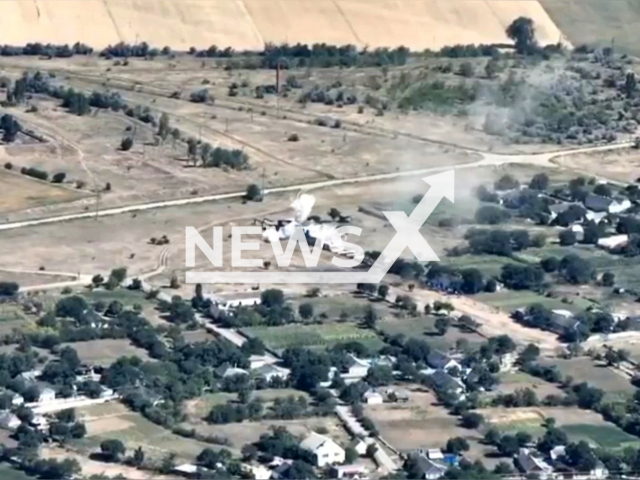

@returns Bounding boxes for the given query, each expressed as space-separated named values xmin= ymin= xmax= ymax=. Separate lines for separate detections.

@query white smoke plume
xmin=291 ymin=193 xmax=316 ymax=223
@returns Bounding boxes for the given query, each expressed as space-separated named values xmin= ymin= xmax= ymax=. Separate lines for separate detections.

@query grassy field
xmin=520 ymin=245 xmax=640 ymax=291
xmin=0 ymin=465 xmax=31 ymax=480
xmin=441 ymin=254 xmax=523 ymax=278
xmin=378 ymin=315 xmax=485 ymax=351
xmin=184 ymin=389 xmax=310 ymax=421
xmin=474 ymin=290 xmax=594 ymax=314
xmin=494 ymin=371 xmax=564 ymax=398
xmin=81 ymin=288 xmax=157 ymax=310
xmin=62 ymin=339 xmax=152 ymax=366
xmin=538 ymin=357 xmax=635 ymax=402
xmin=290 ymin=295 xmax=393 ymax=322
xmin=0 ymin=304 xmax=33 ymax=336
xmin=75 ymin=402 xmax=211 ymax=462
xmin=241 ymin=323 xmax=384 ymax=352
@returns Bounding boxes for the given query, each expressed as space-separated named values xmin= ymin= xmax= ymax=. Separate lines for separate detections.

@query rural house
xmin=253 ymin=364 xmax=290 ymax=383
xmin=597 ymin=234 xmax=629 ymax=250
xmin=38 ymin=387 xmax=56 ymax=404
xmin=216 ymin=365 xmax=250 ymax=378
xmin=429 ymin=370 xmax=465 ymax=396
xmin=0 ymin=411 xmax=20 ymax=431
xmin=517 ymin=448 xmax=554 ymax=479
xmin=299 ymin=431 xmax=345 ymax=467
xmin=584 ymin=194 xmax=631 ymax=214
xmin=330 ymin=464 xmax=368 ymax=479
xmin=426 ymin=351 xmax=460 ymax=372
xmin=410 ymin=452 xmax=448 ymax=479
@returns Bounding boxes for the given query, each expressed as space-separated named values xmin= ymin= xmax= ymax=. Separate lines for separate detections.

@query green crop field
xmin=241 ymin=323 xmax=384 ymax=351
xmin=562 ymin=423 xmax=640 ymax=450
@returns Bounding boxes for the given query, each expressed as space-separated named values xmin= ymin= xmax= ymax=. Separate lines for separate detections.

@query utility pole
xmin=94 ymin=190 xmax=100 ymax=221
xmin=261 ymin=167 xmax=265 ymax=198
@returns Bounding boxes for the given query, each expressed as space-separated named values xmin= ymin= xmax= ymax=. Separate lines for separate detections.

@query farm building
xmin=300 ymin=432 xmax=345 ymax=467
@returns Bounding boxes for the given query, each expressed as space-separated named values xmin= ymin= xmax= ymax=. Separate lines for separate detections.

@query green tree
xmin=157 ymin=113 xmax=170 ymax=141
xmin=435 ymin=317 xmax=450 ymax=336
xmin=446 ymin=437 xmax=470 ymax=454
xmin=120 ymin=136 xmax=134 ymax=151
xmin=298 ymin=302 xmax=314 ymax=320
xmin=377 ymin=284 xmax=389 ymax=300
xmin=100 ymin=439 xmax=126 ymax=462
xmin=132 ymin=446 xmax=145 ymax=466
xmin=602 ymin=271 xmax=615 ymax=287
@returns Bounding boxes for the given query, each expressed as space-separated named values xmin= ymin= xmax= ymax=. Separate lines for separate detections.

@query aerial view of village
xmin=4 ymin=1 xmax=640 ymax=479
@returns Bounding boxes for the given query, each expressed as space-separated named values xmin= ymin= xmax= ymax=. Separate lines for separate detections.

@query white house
xmin=216 ymin=366 xmax=250 ymax=378
xmin=411 ymin=454 xmax=448 ymax=479
xmin=517 ymin=448 xmax=554 ymax=479
xmin=426 ymin=351 xmax=460 ymax=372
xmin=299 ymin=432 xmax=345 ymax=467
xmin=31 ymin=414 xmax=49 ymax=432
xmin=19 ymin=370 xmax=41 ymax=383
xmin=38 ymin=388 xmax=56 ymax=403
xmin=344 ymin=355 xmax=370 ymax=382
xmin=0 ymin=411 xmax=20 ymax=431
xmin=249 ymin=355 xmax=273 ymax=370
xmin=254 ymin=364 xmax=290 ymax=383
xmin=362 ymin=390 xmax=384 ymax=405
xmin=597 ymin=234 xmax=629 ymax=250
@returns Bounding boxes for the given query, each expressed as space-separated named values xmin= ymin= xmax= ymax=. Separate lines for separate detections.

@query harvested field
xmin=63 ymin=339 xmax=152 ymax=366
xmin=0 ymin=0 xmax=564 ymax=50
xmin=241 ymin=322 xmax=384 ymax=352
xmin=0 ymin=169 xmax=85 ymax=215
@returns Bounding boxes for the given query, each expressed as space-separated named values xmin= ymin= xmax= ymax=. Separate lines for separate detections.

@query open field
xmin=377 ymin=315 xmax=485 ymax=351
xmin=494 ymin=371 xmax=565 ymax=398
xmin=184 ymin=389 xmax=311 ymax=421
xmin=478 ymin=406 xmax=640 ymax=450
xmin=0 ymin=168 xmax=85 ymax=215
xmin=181 ymin=415 xmax=350 ymax=452
xmin=290 ymin=294 xmax=393 ymax=322
xmin=0 ymin=0 xmax=564 ymax=50
xmin=62 ymin=339 xmax=152 ymax=366
xmin=75 ymin=402 xmax=212 ymax=462
xmin=365 ymin=387 xmax=501 ymax=466
xmin=0 ymin=303 xmax=34 ymax=335
xmin=474 ymin=289 xmax=595 ymax=315
xmin=241 ymin=322 xmax=384 ymax=352
xmin=540 ymin=0 xmax=640 ymax=55
xmin=539 ymin=357 xmax=635 ymax=402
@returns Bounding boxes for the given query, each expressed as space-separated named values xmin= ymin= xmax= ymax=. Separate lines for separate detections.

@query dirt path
xmin=387 ymin=284 xmax=562 ymax=352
